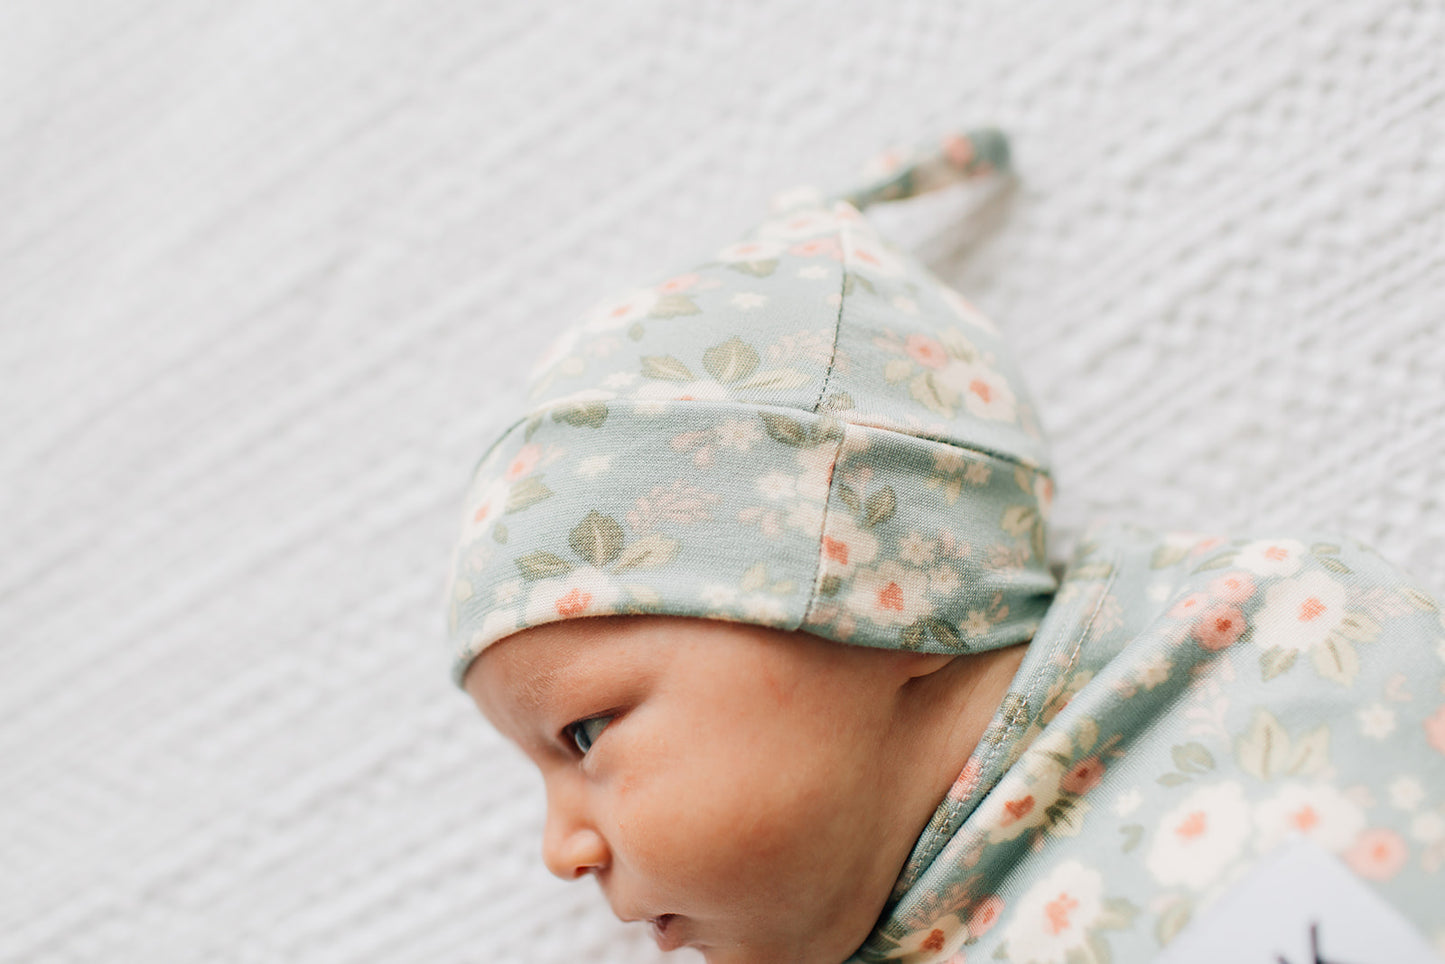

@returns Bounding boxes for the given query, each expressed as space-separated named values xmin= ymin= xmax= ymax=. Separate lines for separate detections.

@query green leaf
xmin=1150 ymin=544 xmax=1189 ymax=569
xmin=819 ymin=575 xmax=842 ymax=598
xmin=702 ymin=337 xmax=760 ymax=384
xmin=1155 ymin=898 xmax=1192 ymax=946
xmin=822 ymin=391 xmax=855 ymax=411
xmin=864 ymin=486 xmax=898 ymax=528
xmin=1333 ymin=612 xmax=1381 ymax=643
xmin=523 ymin=414 xmax=543 ymax=441
xmin=1401 ymin=586 xmax=1439 ymax=613
xmin=552 ymin=402 xmax=608 ymax=428
xmin=1318 ymin=556 xmax=1353 ymax=575
xmin=1098 ymin=898 xmax=1138 ymax=931
xmin=1260 ymin=646 xmax=1298 ymax=681
xmin=613 ymin=534 xmax=680 ymax=573
xmin=1171 ymin=742 xmax=1216 ymax=774
xmin=1287 ymin=724 xmax=1330 ymax=776
xmin=1192 ymin=551 xmax=1237 ymax=572
xmin=836 ymin=483 xmax=862 ymax=514
xmin=1069 ymin=561 xmax=1115 ymax=581
xmin=900 ymin=620 xmax=928 ymax=651
xmin=1311 ymin=635 xmax=1359 ymax=685
xmin=492 ymin=523 xmax=508 ymax=544
xmin=640 ymin=355 xmax=694 ymax=381
xmin=1238 ymin=709 xmax=1289 ymax=781
xmin=1157 ymin=772 xmax=1191 ymax=787
xmin=569 ymin=511 xmax=625 ymax=568
xmin=759 ymin=412 xmax=808 ymax=447
xmin=1311 ymin=542 xmax=1341 ymax=555
xmin=650 ymin=294 xmax=701 ymax=318
xmin=506 ymin=477 xmax=553 ymax=513
xmin=927 ymin=619 xmax=961 ymax=649
xmin=726 ymin=259 xmax=778 ymax=277
xmin=1119 ymin=823 xmax=1143 ymax=853
xmin=911 ymin=371 xmax=951 ymax=416
xmin=516 ymin=550 xmax=573 ymax=582
xmin=627 ymin=322 xmax=645 ymax=341
xmin=735 ymin=369 xmax=811 ymax=392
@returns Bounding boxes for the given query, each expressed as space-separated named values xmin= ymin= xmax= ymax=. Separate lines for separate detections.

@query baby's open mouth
xmin=649 ymin=914 xmax=682 ymax=951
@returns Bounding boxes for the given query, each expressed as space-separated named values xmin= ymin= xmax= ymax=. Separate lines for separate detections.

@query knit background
xmin=2 ymin=2 xmax=1441 ymax=961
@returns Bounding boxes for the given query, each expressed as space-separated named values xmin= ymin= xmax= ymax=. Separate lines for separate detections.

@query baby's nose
xmin=542 ymin=799 xmax=610 ymax=880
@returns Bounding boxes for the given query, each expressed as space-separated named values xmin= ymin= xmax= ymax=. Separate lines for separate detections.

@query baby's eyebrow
xmin=518 ymin=665 xmax=562 ymax=712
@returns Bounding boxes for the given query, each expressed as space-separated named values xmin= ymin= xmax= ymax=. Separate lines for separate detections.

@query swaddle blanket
xmin=855 ymin=524 xmax=1445 ymax=962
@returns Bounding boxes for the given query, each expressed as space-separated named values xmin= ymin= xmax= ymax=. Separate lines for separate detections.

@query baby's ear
xmin=897 ymin=651 xmax=956 ymax=680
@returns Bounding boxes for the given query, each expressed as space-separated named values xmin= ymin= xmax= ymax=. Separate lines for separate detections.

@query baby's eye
xmin=565 ymin=715 xmax=613 ymax=755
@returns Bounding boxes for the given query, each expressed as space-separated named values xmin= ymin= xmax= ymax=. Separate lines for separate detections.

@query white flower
xmin=1254 ymin=782 xmax=1366 ymax=854
xmin=1251 ymin=571 xmax=1348 ymax=653
xmin=730 ymin=292 xmax=768 ymax=310
xmin=700 ymin=584 xmax=739 ymax=608
xmin=494 ymin=579 xmax=524 ymax=606
xmin=930 ymin=566 xmax=961 ymax=597
xmin=741 ymin=595 xmax=790 ymax=625
xmin=524 ymin=567 xmax=623 ymax=624
xmin=1410 ymin=810 xmax=1445 ymax=844
xmin=960 ymin=609 xmax=993 ymax=639
xmin=1114 ymin=789 xmax=1143 ymax=817
xmin=818 ymin=514 xmax=879 ymax=578
xmin=759 ymin=209 xmax=841 ymax=240
xmin=581 ymin=287 xmax=659 ymax=332
xmin=634 ymin=378 xmax=730 ymax=404
xmin=1389 ymin=777 xmax=1425 ymax=811
xmin=601 ymin=371 xmax=639 ymax=389
xmin=575 ymin=455 xmax=613 ymax=478
xmin=1146 ymin=782 xmax=1251 ymax=889
xmin=714 ymin=239 xmax=785 ymax=263
xmin=981 ymin=758 xmax=1065 ymax=843
xmin=898 ymin=531 xmax=936 ymax=565
xmin=756 ymin=473 xmax=797 ymax=501
xmin=797 ymin=265 xmax=830 ymax=280
xmin=1236 ymin=538 xmax=1309 ymax=577
xmin=714 ymin=418 xmax=763 ymax=451
xmin=935 ymin=359 xmax=1017 ymax=422
xmin=1357 ymin=704 xmax=1397 ymax=740
xmin=475 ymin=608 xmax=518 ymax=647
xmin=1002 ymin=860 xmax=1104 ymax=964
xmin=845 ymin=561 xmax=932 ymax=628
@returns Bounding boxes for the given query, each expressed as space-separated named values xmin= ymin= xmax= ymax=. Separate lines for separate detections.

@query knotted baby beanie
xmin=446 ymin=128 xmax=1055 ymax=687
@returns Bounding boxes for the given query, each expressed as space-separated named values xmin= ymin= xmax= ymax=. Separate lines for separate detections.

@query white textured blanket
xmin=2 ymin=2 xmax=1440 ymax=961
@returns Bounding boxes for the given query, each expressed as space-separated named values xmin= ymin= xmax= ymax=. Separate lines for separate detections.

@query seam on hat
xmin=808 ymin=205 xmax=852 ymax=415
xmin=798 ymin=427 xmax=848 ymax=633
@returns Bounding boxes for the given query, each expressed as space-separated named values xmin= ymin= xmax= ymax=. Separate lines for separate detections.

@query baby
xmin=445 ymin=130 xmax=1445 ymax=963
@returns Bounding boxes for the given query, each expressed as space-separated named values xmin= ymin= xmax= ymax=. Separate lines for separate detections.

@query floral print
xmin=850 ymin=524 xmax=1445 ymax=962
xmin=447 ymin=128 xmax=1055 ymax=682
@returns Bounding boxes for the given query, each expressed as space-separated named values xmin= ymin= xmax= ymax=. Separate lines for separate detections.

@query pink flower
xmin=1208 ymin=571 xmax=1257 ymax=603
xmin=1192 ymin=604 xmax=1247 ymax=651
xmin=966 ymin=895 xmax=1003 ymax=938
xmin=906 ymin=333 xmax=948 ymax=369
xmin=1345 ymin=828 xmax=1409 ymax=881
xmin=1060 ymin=757 xmax=1106 ymax=795
xmin=504 ymin=444 xmax=542 ymax=482
xmin=1169 ymin=593 xmax=1209 ymax=619
xmin=657 ymin=272 xmax=699 ymax=293
xmin=789 ymin=237 xmax=843 ymax=260
xmin=1425 ymin=705 xmax=1445 ymax=756
xmin=948 ymin=757 xmax=982 ymax=802
xmin=942 ymin=133 xmax=975 ymax=168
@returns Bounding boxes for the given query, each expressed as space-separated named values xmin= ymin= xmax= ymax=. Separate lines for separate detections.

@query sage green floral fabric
xmin=852 ymin=523 xmax=1445 ymax=962
xmin=445 ymin=128 xmax=1053 ymax=686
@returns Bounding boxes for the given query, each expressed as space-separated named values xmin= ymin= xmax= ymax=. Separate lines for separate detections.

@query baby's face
xmin=466 ymin=615 xmax=944 ymax=964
